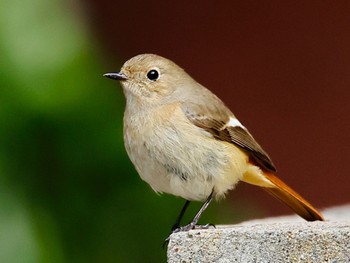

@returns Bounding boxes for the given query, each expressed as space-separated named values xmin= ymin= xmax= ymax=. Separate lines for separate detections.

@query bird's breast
xmin=123 ymin=104 xmax=248 ymax=201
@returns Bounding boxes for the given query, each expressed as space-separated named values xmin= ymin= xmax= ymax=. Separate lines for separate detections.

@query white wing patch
xmin=226 ymin=117 xmax=246 ymax=129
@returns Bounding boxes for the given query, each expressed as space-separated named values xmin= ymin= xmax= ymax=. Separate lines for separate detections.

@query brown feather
xmin=181 ymin=100 xmax=323 ymax=221
xmin=262 ymin=172 xmax=324 ymax=221
xmin=182 ymin=102 xmax=276 ymax=172
xmin=226 ymin=126 xmax=276 ymax=172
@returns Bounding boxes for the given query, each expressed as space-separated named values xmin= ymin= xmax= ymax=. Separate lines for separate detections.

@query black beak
xmin=103 ymin=72 xmax=128 ymax=81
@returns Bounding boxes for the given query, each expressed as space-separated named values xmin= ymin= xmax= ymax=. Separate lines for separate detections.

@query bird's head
xmin=104 ymin=54 xmax=191 ymax=105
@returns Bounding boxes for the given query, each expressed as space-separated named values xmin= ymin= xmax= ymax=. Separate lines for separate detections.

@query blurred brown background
xmin=91 ymin=1 xmax=350 ymax=214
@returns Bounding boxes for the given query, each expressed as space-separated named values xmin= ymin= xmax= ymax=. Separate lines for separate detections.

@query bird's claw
xmin=163 ymin=223 xmax=215 ymax=248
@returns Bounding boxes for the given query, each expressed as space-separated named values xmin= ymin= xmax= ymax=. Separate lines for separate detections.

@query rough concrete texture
xmin=167 ymin=205 xmax=350 ymax=263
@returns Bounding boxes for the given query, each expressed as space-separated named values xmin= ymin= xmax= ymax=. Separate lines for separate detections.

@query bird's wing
xmin=181 ymin=102 xmax=276 ymax=172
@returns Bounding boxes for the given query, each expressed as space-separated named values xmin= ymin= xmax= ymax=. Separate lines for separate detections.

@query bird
xmin=103 ymin=53 xmax=324 ymax=235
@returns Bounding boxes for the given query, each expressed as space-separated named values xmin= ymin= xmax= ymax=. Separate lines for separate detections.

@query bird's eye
xmin=146 ymin=69 xmax=159 ymax=81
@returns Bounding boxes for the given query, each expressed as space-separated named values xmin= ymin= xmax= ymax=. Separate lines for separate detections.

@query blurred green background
xmin=0 ymin=0 xmax=264 ymax=262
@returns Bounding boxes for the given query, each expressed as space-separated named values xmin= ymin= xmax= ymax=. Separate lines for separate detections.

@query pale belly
xmin=123 ymin=111 xmax=249 ymax=201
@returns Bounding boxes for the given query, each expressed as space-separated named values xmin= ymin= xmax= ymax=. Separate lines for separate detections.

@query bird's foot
xmin=163 ymin=223 xmax=215 ymax=248
xmin=172 ymin=222 xmax=215 ymax=233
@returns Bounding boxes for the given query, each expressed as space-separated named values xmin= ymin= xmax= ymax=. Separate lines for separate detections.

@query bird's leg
xmin=173 ymin=190 xmax=214 ymax=233
xmin=163 ymin=191 xmax=215 ymax=247
xmin=163 ymin=200 xmax=191 ymax=248
xmin=171 ymin=200 xmax=191 ymax=231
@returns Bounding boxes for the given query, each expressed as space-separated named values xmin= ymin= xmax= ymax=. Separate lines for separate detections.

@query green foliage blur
xmin=0 ymin=0 xmax=262 ymax=262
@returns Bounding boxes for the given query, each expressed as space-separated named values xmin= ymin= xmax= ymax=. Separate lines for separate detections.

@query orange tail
xmin=242 ymin=170 xmax=324 ymax=221
xmin=262 ymin=173 xmax=324 ymax=221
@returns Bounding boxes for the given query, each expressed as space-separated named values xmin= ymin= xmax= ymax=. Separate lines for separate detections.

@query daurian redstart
xmin=104 ymin=54 xmax=323 ymax=234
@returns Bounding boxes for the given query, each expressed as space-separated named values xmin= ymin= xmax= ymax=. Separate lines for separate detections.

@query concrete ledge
xmin=167 ymin=205 xmax=350 ymax=263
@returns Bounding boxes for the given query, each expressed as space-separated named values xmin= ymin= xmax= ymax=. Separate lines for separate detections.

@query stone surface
xmin=167 ymin=205 xmax=350 ymax=263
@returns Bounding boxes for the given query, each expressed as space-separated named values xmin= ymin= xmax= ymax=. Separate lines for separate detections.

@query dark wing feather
xmin=226 ymin=126 xmax=276 ymax=172
xmin=182 ymin=102 xmax=276 ymax=172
